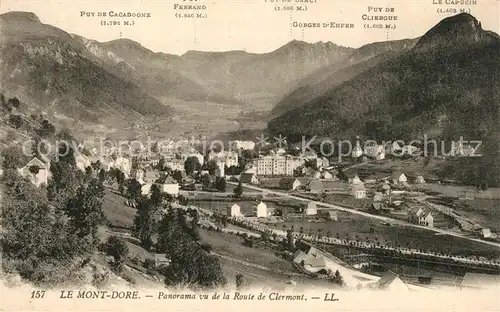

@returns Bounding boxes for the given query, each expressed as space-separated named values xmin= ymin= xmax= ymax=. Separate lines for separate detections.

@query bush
xmin=122 ymin=274 xmax=136 ymax=285
xmin=92 ymin=271 xmax=110 ymax=289
xmin=104 ymin=236 xmax=129 ymax=265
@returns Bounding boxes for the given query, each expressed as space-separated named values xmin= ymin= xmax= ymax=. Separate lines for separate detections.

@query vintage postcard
xmin=0 ymin=0 xmax=499 ymax=311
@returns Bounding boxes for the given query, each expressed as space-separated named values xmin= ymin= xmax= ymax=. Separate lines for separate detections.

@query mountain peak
xmin=0 ymin=11 xmax=41 ymax=23
xmin=415 ymin=13 xmax=495 ymax=50
xmin=103 ymin=38 xmax=149 ymax=51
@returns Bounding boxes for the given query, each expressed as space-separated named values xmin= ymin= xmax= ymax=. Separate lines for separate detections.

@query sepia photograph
xmin=0 ymin=0 xmax=498 ymax=311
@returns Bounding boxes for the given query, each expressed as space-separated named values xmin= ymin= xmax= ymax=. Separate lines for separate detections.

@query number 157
xmin=31 ymin=290 xmax=45 ymax=299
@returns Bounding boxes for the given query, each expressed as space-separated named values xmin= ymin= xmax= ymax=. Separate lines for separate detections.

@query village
xmin=10 ymin=137 xmax=500 ymax=290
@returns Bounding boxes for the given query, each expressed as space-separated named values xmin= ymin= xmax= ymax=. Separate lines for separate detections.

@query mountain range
xmin=268 ymin=13 xmax=500 ymax=186
xmin=0 ymin=11 xmax=364 ymax=135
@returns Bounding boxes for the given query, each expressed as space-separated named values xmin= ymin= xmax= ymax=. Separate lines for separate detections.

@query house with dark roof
xmin=407 ymin=206 xmax=434 ymax=227
xmin=240 ymin=172 xmax=259 ymax=185
xmin=369 ymin=271 xmax=409 ymax=291
xmin=17 ymin=157 xmax=48 ymax=188
xmin=351 ymin=183 xmax=367 ymax=199
xmin=391 ymin=171 xmax=407 ymax=185
xmin=279 ymin=177 xmax=301 ymax=190
xmin=323 ymin=210 xmax=338 ymax=221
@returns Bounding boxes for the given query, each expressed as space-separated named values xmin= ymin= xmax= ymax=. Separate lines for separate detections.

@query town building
xmin=303 ymin=167 xmax=321 ymax=179
xmin=369 ymin=271 xmax=409 ymax=291
xmin=75 ymin=154 xmax=91 ymax=172
xmin=305 ymin=202 xmax=317 ymax=215
xmin=321 ymin=171 xmax=334 ymax=180
xmin=280 ymin=177 xmax=301 ymax=190
xmin=254 ymin=154 xmax=305 ymax=176
xmin=231 ymin=140 xmax=255 ymax=151
xmin=143 ymin=169 xmax=160 ymax=184
xmin=408 ymin=206 xmax=434 ymax=227
xmin=18 ymin=157 xmax=49 ymax=188
xmin=381 ymin=182 xmax=391 ymax=195
xmin=351 ymin=184 xmax=367 ymax=199
xmin=227 ymin=203 xmax=242 ymax=217
xmin=240 ymin=172 xmax=259 ymax=185
xmin=352 ymin=144 xmax=363 ymax=158
xmin=165 ymin=158 xmax=185 ymax=172
xmin=316 ymin=157 xmax=330 ymax=169
xmin=208 ymin=151 xmax=238 ymax=168
xmin=255 ymin=201 xmax=268 ymax=218
xmin=325 ymin=211 xmax=338 ymax=221
xmin=373 ymin=192 xmax=384 ymax=202
xmin=350 ymin=174 xmax=363 ymax=185
xmin=157 ymin=176 xmax=180 ymax=196
xmin=391 ymin=172 xmax=407 ymax=185
xmin=414 ymin=175 xmax=426 ymax=184
xmin=365 ymin=144 xmax=385 ymax=160
xmin=479 ymin=228 xmax=497 ymax=239
xmin=402 ymin=145 xmax=420 ymax=156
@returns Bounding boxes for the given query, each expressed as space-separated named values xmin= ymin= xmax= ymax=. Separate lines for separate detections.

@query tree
xmin=9 ymin=114 xmax=23 ymax=128
xmin=236 ymin=274 xmax=245 ymax=290
xmin=99 ymin=169 xmax=106 ymax=182
xmin=104 ymin=236 xmax=129 ymax=270
xmin=157 ymin=211 xmax=226 ymax=289
xmin=330 ymin=270 xmax=345 ymax=287
xmin=65 ymin=178 xmax=106 ymax=249
xmin=127 ymin=179 xmax=142 ymax=201
xmin=39 ymin=119 xmax=56 ymax=137
xmin=133 ymin=197 xmax=156 ymax=250
xmin=184 ymin=157 xmax=201 ymax=176
xmin=207 ymin=160 xmax=218 ymax=176
xmin=1 ymin=146 xmax=24 ymax=169
xmin=286 ymin=230 xmax=294 ymax=251
xmin=233 ymin=182 xmax=243 ymax=198
xmin=172 ymin=170 xmax=183 ymax=184
xmin=1 ymin=170 xmax=83 ymax=285
xmin=215 ymin=177 xmax=227 ymax=192
xmin=202 ymin=174 xmax=212 ymax=188
xmin=8 ymin=97 xmax=20 ymax=109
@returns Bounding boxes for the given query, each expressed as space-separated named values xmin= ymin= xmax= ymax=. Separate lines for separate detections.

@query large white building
xmin=254 ymin=155 xmax=305 ymax=176
xmin=255 ymin=201 xmax=268 ymax=218
xmin=208 ymin=151 xmax=239 ymax=168
xmin=305 ymin=202 xmax=317 ymax=215
xmin=18 ymin=157 xmax=49 ymax=188
xmin=165 ymin=158 xmax=185 ymax=172
xmin=227 ymin=203 xmax=242 ymax=217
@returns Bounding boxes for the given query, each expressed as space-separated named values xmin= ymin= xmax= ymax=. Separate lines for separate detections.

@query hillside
xmin=270 ymin=38 xmax=418 ymax=118
xmin=0 ymin=11 xmax=172 ymax=126
xmin=268 ymin=13 xmax=500 ymax=186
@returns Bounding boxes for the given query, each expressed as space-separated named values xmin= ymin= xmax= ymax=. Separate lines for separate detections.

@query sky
xmin=1 ymin=0 xmax=498 ymax=55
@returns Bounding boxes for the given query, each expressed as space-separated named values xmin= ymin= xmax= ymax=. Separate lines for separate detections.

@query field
xmin=102 ymin=190 xmax=136 ymax=229
xmin=417 ymin=184 xmax=500 ymax=199
xmin=451 ymin=199 xmax=500 ymax=233
xmin=343 ymin=157 xmax=445 ymax=181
